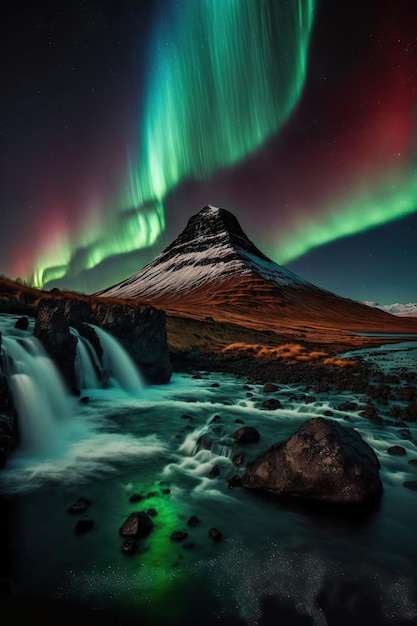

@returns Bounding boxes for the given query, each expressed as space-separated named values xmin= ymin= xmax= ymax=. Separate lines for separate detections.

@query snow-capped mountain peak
xmin=99 ymin=204 xmax=309 ymax=299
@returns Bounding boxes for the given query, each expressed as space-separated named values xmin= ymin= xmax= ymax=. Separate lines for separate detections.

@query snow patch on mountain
xmin=99 ymin=205 xmax=312 ymax=299
xmin=364 ymin=302 xmax=417 ymax=317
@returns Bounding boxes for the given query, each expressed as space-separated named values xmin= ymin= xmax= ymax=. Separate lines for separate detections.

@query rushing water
xmin=0 ymin=315 xmax=416 ymax=625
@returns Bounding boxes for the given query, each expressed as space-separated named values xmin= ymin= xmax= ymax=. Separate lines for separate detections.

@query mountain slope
xmin=98 ymin=205 xmax=417 ymax=340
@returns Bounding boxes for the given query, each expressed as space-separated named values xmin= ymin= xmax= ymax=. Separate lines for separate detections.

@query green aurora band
xmin=31 ymin=0 xmax=315 ymax=288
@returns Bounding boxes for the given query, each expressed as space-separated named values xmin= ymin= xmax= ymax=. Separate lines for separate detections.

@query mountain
xmin=98 ymin=205 xmax=417 ymax=348
xmin=364 ymin=302 xmax=417 ymax=317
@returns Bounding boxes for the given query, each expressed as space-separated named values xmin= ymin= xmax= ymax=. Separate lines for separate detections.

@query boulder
xmin=119 ymin=511 xmax=154 ymax=538
xmin=242 ymin=417 xmax=383 ymax=505
xmin=233 ymin=426 xmax=260 ymax=443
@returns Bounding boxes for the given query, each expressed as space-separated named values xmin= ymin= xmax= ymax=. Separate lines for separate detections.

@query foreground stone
xmin=242 ymin=417 xmax=383 ymax=505
xmin=119 ymin=512 xmax=154 ymax=538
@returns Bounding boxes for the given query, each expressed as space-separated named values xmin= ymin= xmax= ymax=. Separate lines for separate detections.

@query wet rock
xmin=161 ymin=488 xmax=171 ymax=495
xmin=187 ymin=515 xmax=200 ymax=527
xmin=387 ymin=445 xmax=407 ymax=456
xmin=170 ymin=531 xmax=188 ymax=542
xmin=79 ymin=396 xmax=89 ymax=404
xmin=15 ymin=316 xmax=29 ymax=330
xmin=211 ymin=382 xmax=219 ymax=388
xmin=323 ymin=410 xmax=333 ymax=417
xmin=67 ymin=497 xmax=92 ymax=514
xmin=228 ymin=474 xmax=242 ymax=488
xmin=303 ymin=395 xmax=316 ymax=404
xmin=403 ymin=481 xmax=417 ymax=491
xmin=210 ymin=415 xmax=221 ymax=423
xmin=234 ymin=418 xmax=245 ymax=424
xmin=119 ymin=512 xmax=153 ymax=538
xmin=146 ymin=508 xmax=158 ymax=517
xmin=242 ymin=417 xmax=383 ymax=505
xmin=129 ymin=493 xmax=143 ymax=503
xmin=208 ymin=465 xmax=220 ymax=478
xmin=263 ymin=383 xmax=279 ymax=393
xmin=261 ymin=398 xmax=282 ymax=410
xmin=233 ymin=426 xmax=260 ymax=443
xmin=208 ymin=528 xmax=222 ymax=542
xmin=180 ymin=414 xmax=193 ymax=420
xmin=232 ymin=453 xmax=245 ymax=466
xmin=121 ymin=540 xmax=138 ymax=555
xmin=147 ymin=491 xmax=158 ymax=498
xmin=74 ymin=517 xmax=94 ymax=534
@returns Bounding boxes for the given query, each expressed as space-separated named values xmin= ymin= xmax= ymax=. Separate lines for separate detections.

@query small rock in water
xmin=211 ymin=382 xmax=220 ymax=388
xmin=170 ymin=531 xmax=188 ymax=542
xmin=15 ymin=316 xmax=29 ymax=330
xmin=232 ymin=453 xmax=245 ymax=466
xmin=403 ymin=481 xmax=417 ymax=491
xmin=228 ymin=475 xmax=242 ymax=488
xmin=261 ymin=398 xmax=282 ymax=410
xmin=187 ymin=515 xmax=200 ymax=527
xmin=147 ymin=491 xmax=158 ymax=498
xmin=119 ymin=512 xmax=153 ymax=538
xmin=208 ymin=528 xmax=222 ymax=542
xmin=147 ymin=508 xmax=158 ymax=517
xmin=233 ymin=426 xmax=260 ymax=443
xmin=129 ymin=493 xmax=143 ymax=503
xmin=79 ymin=396 xmax=89 ymax=404
xmin=234 ymin=418 xmax=245 ymax=424
xmin=210 ymin=415 xmax=221 ymax=423
xmin=74 ymin=517 xmax=94 ymax=534
xmin=208 ymin=465 xmax=220 ymax=478
xmin=262 ymin=383 xmax=279 ymax=393
xmin=161 ymin=488 xmax=171 ymax=495
xmin=180 ymin=414 xmax=193 ymax=420
xmin=121 ymin=540 xmax=138 ymax=555
xmin=387 ymin=445 xmax=407 ymax=456
xmin=67 ymin=497 xmax=91 ymax=514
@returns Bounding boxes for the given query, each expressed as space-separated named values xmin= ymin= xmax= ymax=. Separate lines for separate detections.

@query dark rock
xmin=403 ymin=481 xmax=417 ymax=491
xmin=232 ymin=453 xmax=245 ymax=466
xmin=263 ymin=383 xmax=279 ymax=393
xmin=234 ymin=418 xmax=245 ymax=424
xmin=161 ymin=488 xmax=171 ymax=495
xmin=242 ymin=417 xmax=383 ymax=505
xmin=15 ymin=316 xmax=29 ymax=330
xmin=228 ymin=474 xmax=242 ymax=488
xmin=261 ymin=398 xmax=282 ymax=410
xmin=67 ymin=497 xmax=91 ymax=514
xmin=119 ymin=512 xmax=153 ymax=538
xmin=180 ymin=414 xmax=193 ymax=420
xmin=208 ymin=464 xmax=220 ymax=478
xmin=303 ymin=395 xmax=316 ymax=404
xmin=209 ymin=415 xmax=221 ymax=423
xmin=146 ymin=508 xmax=158 ymax=517
xmin=208 ymin=528 xmax=222 ymax=542
xmin=79 ymin=396 xmax=89 ymax=404
xmin=233 ymin=426 xmax=260 ymax=443
xmin=34 ymin=299 xmax=79 ymax=393
xmin=121 ymin=540 xmax=138 ymax=555
xmin=408 ymin=459 xmax=417 ymax=466
xmin=170 ymin=531 xmax=188 ymax=542
xmin=210 ymin=382 xmax=219 ymax=388
xmin=74 ymin=517 xmax=94 ymax=534
xmin=337 ymin=401 xmax=358 ymax=413
xmin=147 ymin=491 xmax=158 ymax=499
xmin=187 ymin=515 xmax=200 ymax=527
xmin=323 ymin=410 xmax=333 ymax=417
xmin=387 ymin=445 xmax=407 ymax=456
xmin=129 ymin=493 xmax=143 ymax=503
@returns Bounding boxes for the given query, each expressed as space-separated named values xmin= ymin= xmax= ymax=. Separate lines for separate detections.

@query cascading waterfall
xmin=87 ymin=324 xmax=144 ymax=393
xmin=0 ymin=315 xmax=145 ymax=456
xmin=1 ymin=332 xmax=72 ymax=454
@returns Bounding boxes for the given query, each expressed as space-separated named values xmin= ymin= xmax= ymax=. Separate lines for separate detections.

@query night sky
xmin=1 ymin=0 xmax=417 ymax=305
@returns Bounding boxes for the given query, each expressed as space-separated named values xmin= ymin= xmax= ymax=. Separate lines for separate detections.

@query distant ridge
xmin=364 ymin=302 xmax=417 ymax=318
xmin=97 ymin=205 xmax=417 ymax=335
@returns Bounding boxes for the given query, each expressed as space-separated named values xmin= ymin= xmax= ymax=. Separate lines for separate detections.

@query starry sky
xmin=1 ymin=0 xmax=417 ymax=305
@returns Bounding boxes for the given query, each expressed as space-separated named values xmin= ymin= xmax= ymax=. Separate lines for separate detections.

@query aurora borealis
xmin=1 ymin=0 xmax=417 ymax=303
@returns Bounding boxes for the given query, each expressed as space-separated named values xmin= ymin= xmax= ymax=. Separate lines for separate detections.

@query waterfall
xmin=70 ymin=324 xmax=144 ymax=393
xmin=1 ymin=333 xmax=72 ymax=454
xmin=88 ymin=325 xmax=144 ymax=393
